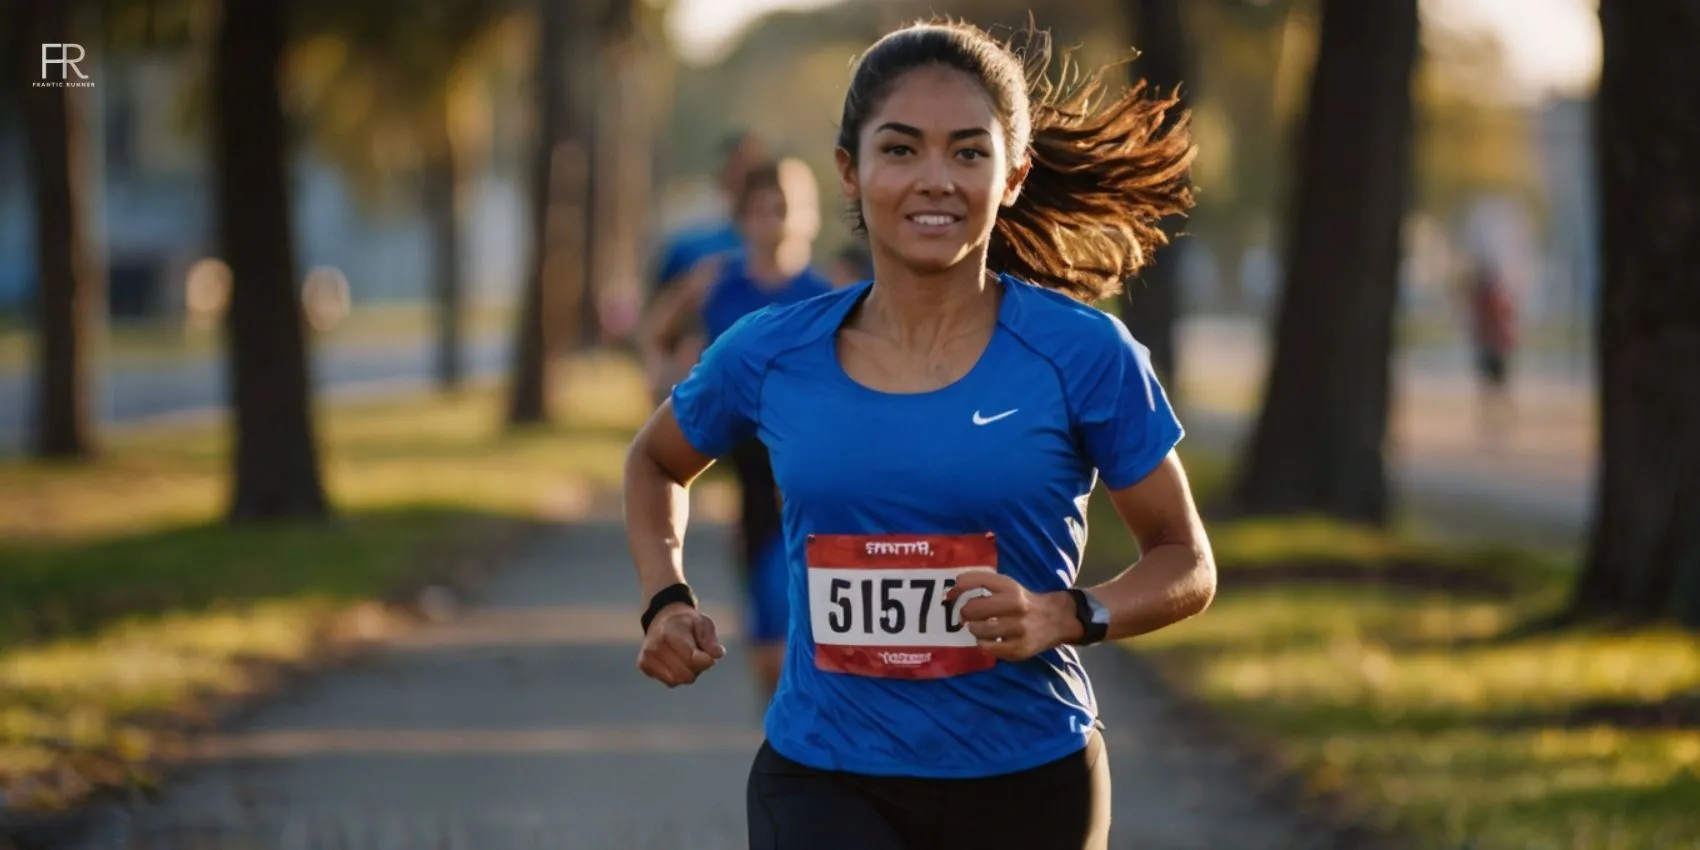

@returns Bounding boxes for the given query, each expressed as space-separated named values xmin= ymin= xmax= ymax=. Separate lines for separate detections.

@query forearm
xmin=1081 ymin=540 xmax=1216 ymax=641
xmin=1027 ymin=541 xmax=1213 ymax=650
xmin=623 ymin=445 xmax=694 ymax=601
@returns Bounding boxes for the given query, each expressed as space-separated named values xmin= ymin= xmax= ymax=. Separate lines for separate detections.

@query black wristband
xmin=640 ymin=583 xmax=698 ymax=634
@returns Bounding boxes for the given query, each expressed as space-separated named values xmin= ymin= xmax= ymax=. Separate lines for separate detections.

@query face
xmin=721 ymin=138 xmax=769 ymax=198
xmin=836 ymin=65 xmax=1029 ymax=276
xmin=737 ymin=186 xmax=789 ymax=252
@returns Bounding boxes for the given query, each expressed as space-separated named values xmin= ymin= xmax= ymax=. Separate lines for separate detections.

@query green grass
xmin=0 ymin=352 xmax=650 ymax=811
xmin=1083 ymin=449 xmax=1700 ymax=849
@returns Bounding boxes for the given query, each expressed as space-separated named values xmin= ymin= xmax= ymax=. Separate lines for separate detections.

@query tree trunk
xmin=424 ymin=102 xmax=464 ymax=392
xmin=1569 ymin=1 xmax=1700 ymax=626
xmin=1230 ymin=0 xmax=1417 ymax=524
xmin=1119 ymin=0 xmax=1191 ymax=390
xmin=506 ymin=0 xmax=587 ymax=426
xmin=585 ymin=0 xmax=646 ymax=349
xmin=19 ymin=0 xmax=97 ymax=459
xmin=213 ymin=0 xmax=330 ymax=520
xmin=579 ymin=20 xmax=606 ymax=352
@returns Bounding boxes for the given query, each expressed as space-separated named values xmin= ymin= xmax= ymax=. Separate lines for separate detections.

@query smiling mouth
xmin=907 ymin=214 xmax=960 ymax=227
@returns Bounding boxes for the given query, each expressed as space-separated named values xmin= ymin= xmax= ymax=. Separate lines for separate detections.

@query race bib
xmin=805 ymin=532 xmax=997 ymax=680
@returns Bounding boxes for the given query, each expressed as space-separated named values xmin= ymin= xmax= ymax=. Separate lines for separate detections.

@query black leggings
xmin=747 ymin=733 xmax=1111 ymax=850
xmin=727 ymin=438 xmax=782 ymax=572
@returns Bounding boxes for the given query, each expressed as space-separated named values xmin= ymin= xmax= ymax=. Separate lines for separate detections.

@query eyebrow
xmin=873 ymin=122 xmax=991 ymax=141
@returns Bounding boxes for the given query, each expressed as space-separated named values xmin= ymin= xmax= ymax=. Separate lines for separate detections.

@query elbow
xmin=1184 ymin=539 xmax=1218 ymax=619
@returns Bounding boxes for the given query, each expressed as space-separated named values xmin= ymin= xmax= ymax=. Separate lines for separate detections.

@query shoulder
xmin=715 ymin=279 xmax=866 ymax=362
xmin=997 ymin=275 xmax=1146 ymax=367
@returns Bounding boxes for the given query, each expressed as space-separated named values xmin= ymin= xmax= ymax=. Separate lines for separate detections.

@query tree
xmin=1230 ymin=0 xmax=1418 ymax=524
xmin=213 ymin=0 xmax=330 ymax=520
xmin=1118 ymin=0 xmax=1193 ymax=389
xmin=1569 ymin=1 xmax=1700 ymax=626
xmin=506 ymin=0 xmax=592 ymax=426
xmin=579 ymin=0 xmax=654 ymax=349
xmin=16 ymin=0 xmax=98 ymax=459
xmin=290 ymin=0 xmax=513 ymax=393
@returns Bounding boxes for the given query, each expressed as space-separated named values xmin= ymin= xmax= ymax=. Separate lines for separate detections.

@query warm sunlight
xmin=668 ymin=0 xmax=1603 ymax=98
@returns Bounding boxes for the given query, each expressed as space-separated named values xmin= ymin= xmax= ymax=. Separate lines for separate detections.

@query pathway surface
xmin=63 ymin=519 xmax=1339 ymax=850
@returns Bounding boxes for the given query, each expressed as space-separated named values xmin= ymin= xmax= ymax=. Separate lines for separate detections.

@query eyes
xmin=879 ymin=143 xmax=988 ymax=162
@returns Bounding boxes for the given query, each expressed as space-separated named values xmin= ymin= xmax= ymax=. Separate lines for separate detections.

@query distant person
xmin=1467 ymin=260 xmax=1518 ymax=440
xmin=636 ymin=157 xmax=833 ymax=701
xmin=644 ymin=131 xmax=771 ymax=400
xmin=826 ymin=243 xmax=874 ymax=288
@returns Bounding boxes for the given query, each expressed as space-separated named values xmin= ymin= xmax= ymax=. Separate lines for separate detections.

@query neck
xmin=746 ymin=239 xmax=810 ymax=282
xmin=860 ymin=249 xmax=997 ymax=351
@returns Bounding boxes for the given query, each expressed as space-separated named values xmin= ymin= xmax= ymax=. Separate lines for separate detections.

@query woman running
xmin=636 ymin=157 xmax=833 ymax=699
xmin=624 ymin=19 xmax=1213 ymax=849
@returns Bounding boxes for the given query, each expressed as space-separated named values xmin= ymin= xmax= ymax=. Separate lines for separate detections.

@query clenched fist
xmin=638 ymin=603 xmax=727 ymax=687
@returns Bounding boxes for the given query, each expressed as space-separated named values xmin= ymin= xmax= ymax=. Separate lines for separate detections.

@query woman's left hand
xmin=946 ymin=572 xmax=1083 ymax=662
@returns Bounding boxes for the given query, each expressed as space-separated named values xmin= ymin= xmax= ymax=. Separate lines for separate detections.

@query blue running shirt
xmin=699 ymin=255 xmax=832 ymax=345
xmin=670 ymin=275 xmax=1185 ymax=779
xmin=653 ymin=221 xmax=743 ymax=294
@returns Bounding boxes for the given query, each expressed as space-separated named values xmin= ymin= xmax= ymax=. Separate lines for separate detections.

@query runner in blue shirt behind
xmin=624 ymin=18 xmax=1214 ymax=850
xmin=643 ymin=131 xmax=770 ymax=402
xmin=637 ymin=156 xmax=833 ymax=701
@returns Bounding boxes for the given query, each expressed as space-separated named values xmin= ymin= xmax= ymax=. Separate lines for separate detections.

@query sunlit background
xmin=4 ymin=1 xmax=1696 ymax=848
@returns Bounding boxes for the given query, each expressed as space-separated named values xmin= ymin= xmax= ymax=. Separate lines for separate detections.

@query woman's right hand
xmin=638 ymin=604 xmax=726 ymax=687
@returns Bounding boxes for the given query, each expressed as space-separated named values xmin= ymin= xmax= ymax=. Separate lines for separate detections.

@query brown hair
xmin=836 ymin=19 xmax=1196 ymax=302
xmin=733 ymin=160 xmax=783 ymax=219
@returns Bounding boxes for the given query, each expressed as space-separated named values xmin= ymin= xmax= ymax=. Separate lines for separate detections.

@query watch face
xmin=1086 ymin=593 xmax=1111 ymax=626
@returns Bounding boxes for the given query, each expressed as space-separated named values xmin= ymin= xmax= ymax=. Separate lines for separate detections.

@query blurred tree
xmin=1569 ymin=1 xmax=1700 ymax=626
xmin=582 ymin=0 xmax=653 ymax=347
xmin=1178 ymin=0 xmax=1309 ymax=311
xmin=1230 ymin=0 xmax=1418 ymax=524
xmin=13 ymin=0 xmax=98 ymax=459
xmin=213 ymin=0 xmax=329 ymax=520
xmin=1118 ymin=0 xmax=1192 ymax=390
xmin=287 ymin=0 xmax=516 ymax=393
xmin=507 ymin=0 xmax=591 ymax=426
xmin=1412 ymin=27 xmax=1538 ymax=221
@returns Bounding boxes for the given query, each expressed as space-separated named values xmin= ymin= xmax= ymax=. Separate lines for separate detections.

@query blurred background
xmin=3 ymin=0 xmax=1696 ymax=848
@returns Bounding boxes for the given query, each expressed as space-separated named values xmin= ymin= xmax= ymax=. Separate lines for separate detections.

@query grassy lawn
xmin=1082 ymin=450 xmax=1700 ymax=849
xmin=0 ymin=353 xmax=650 ymax=812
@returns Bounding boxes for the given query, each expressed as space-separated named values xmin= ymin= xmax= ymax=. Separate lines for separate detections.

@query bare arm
xmin=1078 ymin=451 xmax=1217 ymax=640
xmin=636 ymin=258 xmax=720 ymax=380
xmin=953 ymin=450 xmax=1217 ymax=657
xmin=623 ymin=399 xmax=719 ymax=603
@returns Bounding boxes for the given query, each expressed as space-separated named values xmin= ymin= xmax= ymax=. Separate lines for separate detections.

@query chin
xmin=891 ymin=243 xmax=974 ymax=276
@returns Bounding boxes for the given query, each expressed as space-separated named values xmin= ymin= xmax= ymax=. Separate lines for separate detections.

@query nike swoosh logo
xmin=972 ymin=409 xmax=1018 ymax=426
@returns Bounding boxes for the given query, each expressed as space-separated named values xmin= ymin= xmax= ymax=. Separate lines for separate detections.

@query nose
xmin=914 ymin=152 xmax=956 ymax=197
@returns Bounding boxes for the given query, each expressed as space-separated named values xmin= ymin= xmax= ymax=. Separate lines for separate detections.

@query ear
xmin=834 ymin=146 xmax=859 ymax=206
xmin=1001 ymin=155 xmax=1032 ymax=207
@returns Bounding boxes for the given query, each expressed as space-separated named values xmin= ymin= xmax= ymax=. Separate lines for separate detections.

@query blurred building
xmin=0 ymin=52 xmax=526 ymax=320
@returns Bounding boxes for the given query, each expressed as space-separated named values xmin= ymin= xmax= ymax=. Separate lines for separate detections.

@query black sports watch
xmin=1065 ymin=588 xmax=1111 ymax=646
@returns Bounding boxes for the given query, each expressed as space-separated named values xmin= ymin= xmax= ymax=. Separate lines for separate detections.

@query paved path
xmin=62 ymin=519 xmax=1337 ymax=850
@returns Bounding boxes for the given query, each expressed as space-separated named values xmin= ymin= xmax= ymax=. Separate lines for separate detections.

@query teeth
xmin=912 ymin=215 xmax=954 ymax=226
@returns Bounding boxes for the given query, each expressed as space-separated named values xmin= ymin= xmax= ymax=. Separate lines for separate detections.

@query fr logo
xmin=41 ymin=44 xmax=89 ymax=83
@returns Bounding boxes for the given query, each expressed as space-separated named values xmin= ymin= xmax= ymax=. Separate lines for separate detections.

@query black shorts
xmin=1477 ymin=350 xmax=1509 ymax=387
xmin=727 ymin=438 xmax=782 ymax=573
xmin=747 ymin=732 xmax=1111 ymax=850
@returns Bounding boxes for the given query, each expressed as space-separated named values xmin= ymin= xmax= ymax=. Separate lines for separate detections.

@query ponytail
xmin=993 ymin=43 xmax=1196 ymax=301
